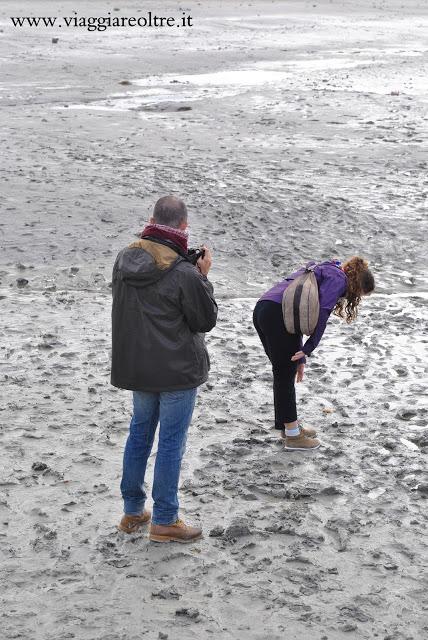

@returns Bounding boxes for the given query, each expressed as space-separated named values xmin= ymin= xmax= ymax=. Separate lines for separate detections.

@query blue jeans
xmin=120 ymin=388 xmax=198 ymax=525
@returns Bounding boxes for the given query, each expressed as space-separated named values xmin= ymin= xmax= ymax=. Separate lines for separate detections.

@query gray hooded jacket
xmin=111 ymin=238 xmax=218 ymax=392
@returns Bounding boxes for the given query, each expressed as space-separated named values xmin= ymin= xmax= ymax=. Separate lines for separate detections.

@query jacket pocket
xmin=193 ymin=333 xmax=208 ymax=367
xmin=204 ymin=346 xmax=210 ymax=371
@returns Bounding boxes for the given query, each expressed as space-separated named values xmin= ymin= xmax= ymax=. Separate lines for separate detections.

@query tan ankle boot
xmin=284 ymin=432 xmax=321 ymax=451
xmin=118 ymin=510 xmax=151 ymax=533
xmin=280 ymin=423 xmax=317 ymax=439
xmin=150 ymin=519 xmax=203 ymax=543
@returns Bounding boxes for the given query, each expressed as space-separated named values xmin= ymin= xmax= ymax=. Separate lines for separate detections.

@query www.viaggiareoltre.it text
xmin=10 ymin=11 xmax=194 ymax=31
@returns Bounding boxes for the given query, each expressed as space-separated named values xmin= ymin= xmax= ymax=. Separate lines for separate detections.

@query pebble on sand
xmin=175 ymin=607 xmax=200 ymax=620
xmin=32 ymin=462 xmax=48 ymax=472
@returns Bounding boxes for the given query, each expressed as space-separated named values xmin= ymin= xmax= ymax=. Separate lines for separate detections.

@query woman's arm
xmin=301 ymin=307 xmax=332 ymax=356
xmin=292 ymin=265 xmax=347 ymax=359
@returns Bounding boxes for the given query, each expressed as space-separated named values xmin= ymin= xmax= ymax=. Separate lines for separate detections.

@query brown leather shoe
xmin=284 ymin=433 xmax=321 ymax=451
xmin=118 ymin=510 xmax=151 ymax=533
xmin=149 ymin=519 xmax=203 ymax=543
xmin=280 ymin=424 xmax=317 ymax=439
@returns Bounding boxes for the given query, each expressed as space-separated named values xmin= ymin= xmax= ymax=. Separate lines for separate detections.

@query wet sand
xmin=0 ymin=1 xmax=427 ymax=639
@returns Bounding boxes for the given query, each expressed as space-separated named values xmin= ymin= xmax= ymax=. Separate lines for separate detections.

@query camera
xmin=187 ymin=248 xmax=205 ymax=265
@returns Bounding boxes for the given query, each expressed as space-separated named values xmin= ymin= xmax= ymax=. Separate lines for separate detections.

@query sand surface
xmin=0 ymin=1 xmax=427 ymax=639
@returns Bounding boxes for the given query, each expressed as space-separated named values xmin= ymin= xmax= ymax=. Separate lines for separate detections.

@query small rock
xmin=16 ymin=278 xmax=29 ymax=288
xmin=119 ymin=80 xmax=132 ymax=85
xmin=159 ymin=634 xmax=168 ymax=640
xmin=152 ymin=587 xmax=181 ymax=600
xmin=52 ymin=37 xmax=59 ymax=44
xmin=32 ymin=462 xmax=48 ymax=472
xmin=175 ymin=607 xmax=199 ymax=620
xmin=209 ymin=526 xmax=224 ymax=538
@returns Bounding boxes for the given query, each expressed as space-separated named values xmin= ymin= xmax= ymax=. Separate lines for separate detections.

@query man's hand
xmin=291 ymin=350 xmax=305 ymax=362
xmin=296 ymin=363 xmax=305 ymax=383
xmin=197 ymin=245 xmax=212 ymax=276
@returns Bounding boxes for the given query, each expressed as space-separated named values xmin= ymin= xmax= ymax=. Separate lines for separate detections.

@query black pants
xmin=253 ymin=300 xmax=300 ymax=428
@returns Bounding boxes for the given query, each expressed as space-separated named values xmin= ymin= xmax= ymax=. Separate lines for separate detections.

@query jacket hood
xmin=117 ymin=241 xmax=182 ymax=288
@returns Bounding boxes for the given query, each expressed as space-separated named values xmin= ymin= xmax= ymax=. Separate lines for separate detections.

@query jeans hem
xmin=152 ymin=516 xmax=178 ymax=526
xmin=123 ymin=503 xmax=145 ymax=516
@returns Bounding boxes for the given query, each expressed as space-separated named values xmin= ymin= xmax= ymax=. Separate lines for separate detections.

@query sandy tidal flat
xmin=0 ymin=1 xmax=428 ymax=639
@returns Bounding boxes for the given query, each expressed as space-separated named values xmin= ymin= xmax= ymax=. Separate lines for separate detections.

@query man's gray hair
xmin=153 ymin=196 xmax=188 ymax=228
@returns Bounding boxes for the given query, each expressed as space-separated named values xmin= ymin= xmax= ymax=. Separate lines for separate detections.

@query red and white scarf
xmin=140 ymin=223 xmax=188 ymax=254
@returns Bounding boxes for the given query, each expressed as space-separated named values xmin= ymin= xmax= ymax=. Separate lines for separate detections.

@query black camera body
xmin=187 ymin=248 xmax=205 ymax=265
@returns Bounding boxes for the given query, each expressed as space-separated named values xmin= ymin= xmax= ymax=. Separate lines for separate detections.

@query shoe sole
xmin=284 ymin=444 xmax=321 ymax=451
xmin=280 ymin=433 xmax=317 ymax=439
xmin=149 ymin=534 xmax=203 ymax=544
xmin=117 ymin=520 xmax=151 ymax=534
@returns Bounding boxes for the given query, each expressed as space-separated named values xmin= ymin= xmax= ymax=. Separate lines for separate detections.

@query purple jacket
xmin=259 ymin=261 xmax=347 ymax=356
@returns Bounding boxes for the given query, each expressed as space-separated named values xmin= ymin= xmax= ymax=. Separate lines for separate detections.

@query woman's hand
xmin=291 ymin=351 xmax=305 ymax=362
xmin=296 ymin=363 xmax=305 ymax=383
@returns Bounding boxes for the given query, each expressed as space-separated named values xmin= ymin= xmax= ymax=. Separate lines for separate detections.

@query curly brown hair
xmin=334 ymin=256 xmax=375 ymax=323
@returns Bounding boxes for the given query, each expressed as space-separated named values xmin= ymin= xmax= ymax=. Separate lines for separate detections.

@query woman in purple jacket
xmin=253 ymin=257 xmax=374 ymax=451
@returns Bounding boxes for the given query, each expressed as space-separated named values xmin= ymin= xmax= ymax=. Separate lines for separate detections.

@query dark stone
xmin=175 ymin=607 xmax=199 ymax=620
xmin=32 ymin=462 xmax=48 ymax=472
xmin=152 ymin=587 xmax=181 ymax=600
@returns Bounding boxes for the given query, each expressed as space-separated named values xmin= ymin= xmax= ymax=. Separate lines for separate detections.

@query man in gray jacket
xmin=111 ymin=196 xmax=217 ymax=542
